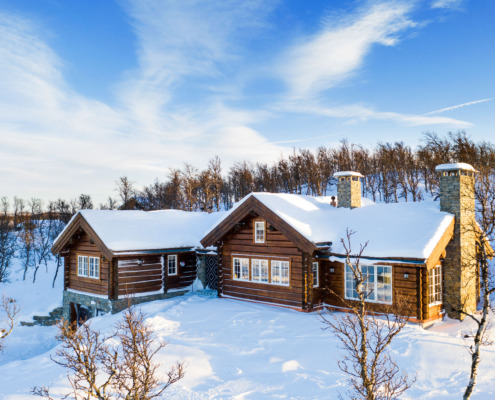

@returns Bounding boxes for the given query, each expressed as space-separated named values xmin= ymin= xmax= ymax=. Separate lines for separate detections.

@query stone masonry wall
xmin=337 ymin=177 xmax=362 ymax=208
xmin=62 ymin=289 xmax=188 ymax=322
xmin=440 ymin=171 xmax=477 ymax=320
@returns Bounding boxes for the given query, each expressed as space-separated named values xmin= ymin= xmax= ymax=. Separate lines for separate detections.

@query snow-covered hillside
xmin=1 ymin=282 xmax=495 ymax=399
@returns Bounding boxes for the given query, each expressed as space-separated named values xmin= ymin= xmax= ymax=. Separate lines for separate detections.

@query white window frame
xmin=168 ymin=254 xmax=178 ymax=276
xmin=271 ymin=260 xmax=290 ymax=286
xmin=344 ymin=264 xmax=392 ymax=304
xmin=254 ymin=221 xmax=266 ymax=243
xmin=312 ymin=261 xmax=319 ymax=288
xmin=233 ymin=257 xmax=250 ymax=281
xmin=77 ymin=255 xmax=99 ymax=280
xmin=429 ymin=264 xmax=442 ymax=306
xmin=78 ymin=255 xmax=85 ymax=277
xmin=252 ymin=259 xmax=269 ymax=283
xmin=88 ymin=257 xmax=100 ymax=279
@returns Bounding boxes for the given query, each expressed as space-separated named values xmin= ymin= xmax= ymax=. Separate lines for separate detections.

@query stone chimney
xmin=436 ymin=163 xmax=477 ymax=320
xmin=334 ymin=171 xmax=363 ymax=209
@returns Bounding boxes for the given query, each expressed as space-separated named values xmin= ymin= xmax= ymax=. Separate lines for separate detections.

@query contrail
xmin=424 ymin=98 xmax=493 ymax=116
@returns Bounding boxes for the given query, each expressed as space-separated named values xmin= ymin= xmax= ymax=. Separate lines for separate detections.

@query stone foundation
xmin=62 ymin=289 xmax=188 ymax=322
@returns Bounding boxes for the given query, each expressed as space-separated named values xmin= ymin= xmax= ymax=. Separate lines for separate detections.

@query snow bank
xmin=1 ymin=295 xmax=495 ymax=399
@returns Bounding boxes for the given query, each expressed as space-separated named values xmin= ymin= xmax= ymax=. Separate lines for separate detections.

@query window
xmin=345 ymin=264 xmax=392 ymax=304
xmin=233 ymin=257 xmax=250 ymax=281
xmin=168 ymin=255 xmax=177 ymax=276
xmin=254 ymin=221 xmax=265 ymax=243
xmin=312 ymin=262 xmax=319 ymax=287
xmin=89 ymin=257 xmax=100 ymax=279
xmin=77 ymin=255 xmax=99 ymax=279
xmin=375 ymin=265 xmax=392 ymax=302
xmin=429 ymin=264 xmax=442 ymax=305
xmin=252 ymin=259 xmax=269 ymax=283
xmin=272 ymin=260 xmax=290 ymax=286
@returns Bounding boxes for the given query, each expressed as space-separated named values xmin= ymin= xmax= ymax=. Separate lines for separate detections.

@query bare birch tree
xmin=112 ymin=306 xmax=185 ymax=399
xmin=0 ymin=295 xmax=20 ymax=353
xmin=320 ymin=230 xmax=414 ymax=400
xmin=32 ymin=320 xmax=118 ymax=400
xmin=115 ymin=177 xmax=135 ymax=210
xmin=32 ymin=306 xmax=184 ymax=400
xmin=460 ymin=167 xmax=495 ymax=400
xmin=0 ymin=198 xmax=16 ymax=282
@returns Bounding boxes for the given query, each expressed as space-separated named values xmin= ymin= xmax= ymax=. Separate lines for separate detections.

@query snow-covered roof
xmin=333 ymin=171 xmax=364 ymax=178
xmin=59 ymin=209 xmax=224 ymax=253
xmin=205 ymin=193 xmax=454 ymax=260
xmin=435 ymin=163 xmax=476 ymax=172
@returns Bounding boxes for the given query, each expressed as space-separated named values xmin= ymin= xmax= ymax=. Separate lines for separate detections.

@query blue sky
xmin=0 ymin=0 xmax=494 ymax=203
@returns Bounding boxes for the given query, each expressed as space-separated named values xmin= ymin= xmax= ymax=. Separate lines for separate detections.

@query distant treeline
xmin=1 ymin=131 xmax=494 ymax=283
xmin=119 ymin=131 xmax=495 ymax=211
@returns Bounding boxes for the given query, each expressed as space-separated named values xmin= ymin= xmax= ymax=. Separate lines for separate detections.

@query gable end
xmin=201 ymin=196 xmax=316 ymax=253
xmin=51 ymin=214 xmax=114 ymax=260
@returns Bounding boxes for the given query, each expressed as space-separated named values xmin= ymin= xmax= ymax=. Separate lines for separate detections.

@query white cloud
xmin=0 ymin=0 xmax=483 ymax=204
xmin=279 ymin=1 xmax=416 ymax=100
xmin=424 ymin=98 xmax=493 ymax=115
xmin=0 ymin=5 xmax=285 ymax=203
xmin=431 ymin=0 xmax=465 ymax=9
xmin=117 ymin=0 xmax=277 ymax=133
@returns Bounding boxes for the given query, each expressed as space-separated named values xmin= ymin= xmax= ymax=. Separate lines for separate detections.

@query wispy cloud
xmin=0 ymin=0 xmax=484 ymax=203
xmin=281 ymin=102 xmax=472 ymax=127
xmin=274 ymin=1 xmax=477 ymax=128
xmin=279 ymin=1 xmax=416 ymax=100
xmin=0 ymin=4 xmax=286 ymax=202
xmin=117 ymin=0 xmax=277 ymax=134
xmin=424 ymin=98 xmax=493 ymax=115
xmin=271 ymin=133 xmax=339 ymax=144
xmin=431 ymin=0 xmax=465 ymax=9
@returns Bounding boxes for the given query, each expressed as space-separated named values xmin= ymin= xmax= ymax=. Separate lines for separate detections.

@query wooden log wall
xmin=117 ymin=255 xmax=163 ymax=297
xmin=66 ymin=231 xmax=110 ymax=296
xmin=220 ymin=215 xmax=304 ymax=308
xmin=320 ymin=260 xmax=434 ymax=320
xmin=166 ymin=251 xmax=197 ymax=290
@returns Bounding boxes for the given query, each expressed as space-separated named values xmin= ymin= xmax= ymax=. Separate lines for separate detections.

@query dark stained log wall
xmin=117 ymin=251 xmax=197 ymax=296
xmin=220 ymin=215 xmax=304 ymax=308
xmin=117 ymin=255 xmax=163 ymax=296
xmin=66 ymin=232 xmax=110 ymax=296
xmin=65 ymin=230 xmax=197 ymax=298
xmin=318 ymin=260 xmax=444 ymax=322
xmin=166 ymin=251 xmax=197 ymax=290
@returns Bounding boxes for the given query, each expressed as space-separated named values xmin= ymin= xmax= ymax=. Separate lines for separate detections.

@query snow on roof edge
xmin=202 ymin=194 xmax=253 ymax=238
xmin=435 ymin=163 xmax=476 ymax=172
xmin=333 ymin=171 xmax=364 ymax=177
xmin=52 ymin=211 xmax=81 ymax=249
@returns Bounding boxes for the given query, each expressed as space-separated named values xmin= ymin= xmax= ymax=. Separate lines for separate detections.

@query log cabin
xmin=51 ymin=209 xmax=221 ymax=324
xmin=201 ymin=163 xmax=492 ymax=326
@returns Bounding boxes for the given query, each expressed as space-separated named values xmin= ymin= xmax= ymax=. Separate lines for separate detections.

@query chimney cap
xmin=435 ymin=163 xmax=477 ymax=172
xmin=334 ymin=171 xmax=364 ymax=178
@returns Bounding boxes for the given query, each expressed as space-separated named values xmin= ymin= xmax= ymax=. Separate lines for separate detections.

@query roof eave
xmin=50 ymin=213 xmax=114 ymax=260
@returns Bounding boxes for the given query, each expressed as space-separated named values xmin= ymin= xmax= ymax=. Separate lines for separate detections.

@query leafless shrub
xmin=0 ymin=295 xmax=20 ymax=353
xmin=458 ymin=167 xmax=495 ymax=400
xmin=32 ymin=306 xmax=184 ymax=400
xmin=112 ymin=306 xmax=185 ymax=399
xmin=320 ymin=230 xmax=414 ymax=400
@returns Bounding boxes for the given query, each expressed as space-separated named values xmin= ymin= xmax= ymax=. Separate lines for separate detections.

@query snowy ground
xmin=1 ymin=277 xmax=495 ymax=399
xmin=0 ymin=264 xmax=63 ymax=368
